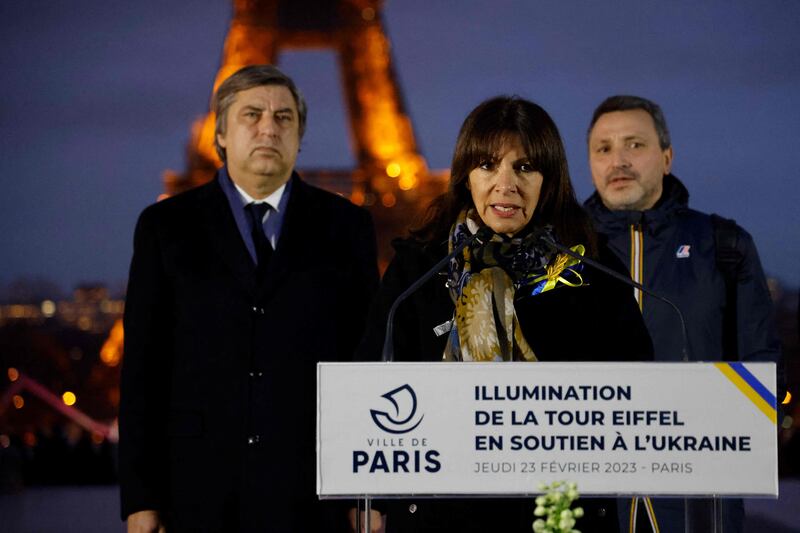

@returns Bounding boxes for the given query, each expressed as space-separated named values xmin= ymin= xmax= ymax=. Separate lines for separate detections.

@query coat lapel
xmin=257 ymin=174 xmax=317 ymax=300
xmin=198 ymin=178 xmax=258 ymax=296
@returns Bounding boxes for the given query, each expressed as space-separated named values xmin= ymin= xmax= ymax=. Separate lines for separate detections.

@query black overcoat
xmin=119 ymin=173 xmax=378 ymax=532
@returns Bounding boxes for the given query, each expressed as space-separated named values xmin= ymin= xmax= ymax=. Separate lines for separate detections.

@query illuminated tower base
xmin=164 ymin=0 xmax=447 ymax=263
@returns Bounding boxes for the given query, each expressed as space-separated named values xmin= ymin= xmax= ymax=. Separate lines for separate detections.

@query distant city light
xmin=41 ymin=299 xmax=56 ymax=317
xmin=12 ymin=395 xmax=24 ymax=409
xmin=398 ymin=174 xmax=417 ymax=190
xmin=386 ymin=162 xmax=402 ymax=178
xmin=23 ymin=432 xmax=36 ymax=447
xmin=0 ymin=435 xmax=9 ymax=448
xmin=62 ymin=391 xmax=77 ymax=406
xmin=351 ymin=188 xmax=365 ymax=206
xmin=7 ymin=367 xmax=19 ymax=382
xmin=381 ymin=192 xmax=396 ymax=208
xmin=782 ymin=415 xmax=793 ymax=430
xmin=100 ymin=320 xmax=124 ymax=367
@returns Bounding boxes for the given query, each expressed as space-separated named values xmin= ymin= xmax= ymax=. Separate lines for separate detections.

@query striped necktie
xmin=245 ymin=202 xmax=273 ymax=274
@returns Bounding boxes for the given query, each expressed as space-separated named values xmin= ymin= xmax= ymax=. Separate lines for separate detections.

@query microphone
xmin=381 ymin=226 xmax=494 ymax=362
xmin=539 ymin=234 xmax=690 ymax=362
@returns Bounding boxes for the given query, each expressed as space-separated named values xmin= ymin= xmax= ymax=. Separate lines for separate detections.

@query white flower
xmin=532 ymin=480 xmax=583 ymax=533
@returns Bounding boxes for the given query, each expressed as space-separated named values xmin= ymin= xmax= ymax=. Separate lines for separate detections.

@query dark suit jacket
xmin=119 ymin=173 xmax=378 ymax=532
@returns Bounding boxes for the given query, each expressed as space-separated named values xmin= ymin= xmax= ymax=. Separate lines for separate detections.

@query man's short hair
xmin=212 ymin=65 xmax=308 ymax=162
xmin=587 ymin=95 xmax=671 ymax=150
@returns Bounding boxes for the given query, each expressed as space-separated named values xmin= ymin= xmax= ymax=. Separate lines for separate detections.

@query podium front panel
xmin=316 ymin=362 xmax=778 ymax=498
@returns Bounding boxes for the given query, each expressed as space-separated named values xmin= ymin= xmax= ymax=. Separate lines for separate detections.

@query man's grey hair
xmin=587 ymin=95 xmax=671 ymax=150
xmin=212 ymin=64 xmax=308 ymax=162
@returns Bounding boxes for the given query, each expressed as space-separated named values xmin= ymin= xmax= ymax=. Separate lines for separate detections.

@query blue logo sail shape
xmin=370 ymin=384 xmax=424 ymax=434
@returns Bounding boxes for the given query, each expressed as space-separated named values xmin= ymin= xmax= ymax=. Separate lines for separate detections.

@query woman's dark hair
xmin=412 ymin=96 xmax=597 ymax=256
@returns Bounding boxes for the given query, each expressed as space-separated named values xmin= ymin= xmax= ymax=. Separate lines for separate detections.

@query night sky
xmin=2 ymin=0 xmax=798 ymax=292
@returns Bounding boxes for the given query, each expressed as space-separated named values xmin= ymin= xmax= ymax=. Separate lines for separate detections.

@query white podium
xmin=317 ymin=362 xmax=778 ymax=530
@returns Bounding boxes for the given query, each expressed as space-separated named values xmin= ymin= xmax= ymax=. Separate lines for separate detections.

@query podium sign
xmin=317 ymin=362 xmax=777 ymax=498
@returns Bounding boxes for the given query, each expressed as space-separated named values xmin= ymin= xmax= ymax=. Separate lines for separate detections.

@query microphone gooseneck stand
xmin=369 ymin=227 xmax=493 ymax=531
xmin=381 ymin=227 xmax=493 ymax=363
xmin=540 ymin=235 xmax=727 ymax=532
xmin=366 ymin=228 xmax=493 ymax=531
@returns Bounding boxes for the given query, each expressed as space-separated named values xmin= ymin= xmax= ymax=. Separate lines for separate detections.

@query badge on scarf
xmin=676 ymin=245 xmax=691 ymax=258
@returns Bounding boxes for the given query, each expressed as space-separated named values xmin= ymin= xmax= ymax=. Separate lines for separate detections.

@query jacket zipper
xmin=629 ymin=223 xmax=644 ymax=311
xmin=628 ymin=221 xmax=660 ymax=533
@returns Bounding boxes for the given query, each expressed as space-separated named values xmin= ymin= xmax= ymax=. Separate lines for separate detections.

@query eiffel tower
xmin=164 ymin=0 xmax=446 ymax=256
xmin=100 ymin=0 xmax=445 ymax=385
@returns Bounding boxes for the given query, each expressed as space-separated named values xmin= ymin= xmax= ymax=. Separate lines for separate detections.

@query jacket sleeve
xmin=354 ymin=240 xmax=433 ymax=363
xmin=355 ymin=246 xmax=409 ymax=362
xmin=338 ymin=207 xmax=380 ymax=361
xmin=734 ymin=227 xmax=784 ymax=392
xmin=118 ymin=206 xmax=172 ymax=519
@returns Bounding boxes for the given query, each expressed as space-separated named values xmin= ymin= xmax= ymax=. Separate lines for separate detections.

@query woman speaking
xmin=356 ymin=96 xmax=652 ymax=533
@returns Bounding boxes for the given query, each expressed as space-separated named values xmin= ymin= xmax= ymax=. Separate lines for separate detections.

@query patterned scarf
xmin=442 ymin=209 xmax=586 ymax=362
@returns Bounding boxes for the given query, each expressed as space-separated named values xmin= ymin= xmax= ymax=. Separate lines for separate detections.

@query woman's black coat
xmin=356 ymin=237 xmax=653 ymax=533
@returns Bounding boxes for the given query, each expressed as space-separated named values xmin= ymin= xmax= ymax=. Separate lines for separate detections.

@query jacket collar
xmin=584 ymin=174 xmax=690 ymax=235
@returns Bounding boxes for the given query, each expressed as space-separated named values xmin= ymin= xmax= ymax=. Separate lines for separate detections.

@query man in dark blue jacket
xmin=584 ymin=95 xmax=782 ymax=533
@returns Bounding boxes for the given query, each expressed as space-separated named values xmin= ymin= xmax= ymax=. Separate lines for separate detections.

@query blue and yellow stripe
xmin=714 ymin=362 xmax=777 ymax=424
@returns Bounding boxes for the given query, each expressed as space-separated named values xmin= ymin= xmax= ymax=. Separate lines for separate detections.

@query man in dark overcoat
xmin=119 ymin=65 xmax=379 ymax=532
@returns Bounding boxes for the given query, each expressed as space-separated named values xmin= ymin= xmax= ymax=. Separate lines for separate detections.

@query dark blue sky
xmin=1 ymin=0 xmax=798 ymax=290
